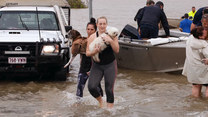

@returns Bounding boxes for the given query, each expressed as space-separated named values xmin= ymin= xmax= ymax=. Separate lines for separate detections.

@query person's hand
xmin=201 ymin=58 xmax=208 ymax=65
xmin=102 ymin=35 xmax=113 ymax=44
xmin=94 ymin=43 xmax=101 ymax=53
xmin=138 ymin=28 xmax=141 ymax=35
xmin=179 ymin=28 xmax=183 ymax=32
xmin=87 ymin=71 xmax=90 ymax=76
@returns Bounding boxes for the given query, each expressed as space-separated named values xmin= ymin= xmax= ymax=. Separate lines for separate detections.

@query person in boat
xmin=179 ymin=13 xmax=192 ymax=33
xmin=86 ymin=16 xmax=119 ymax=109
xmin=75 ymin=18 xmax=104 ymax=98
xmin=190 ymin=7 xmax=208 ymax=30
xmin=182 ymin=26 xmax=208 ymax=98
xmin=136 ymin=1 xmax=169 ymax=39
xmin=188 ymin=6 xmax=197 ymax=20
xmin=134 ymin=0 xmax=155 ymax=29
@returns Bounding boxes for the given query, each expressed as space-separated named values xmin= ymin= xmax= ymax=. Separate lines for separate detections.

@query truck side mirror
xmin=65 ymin=26 xmax=72 ymax=32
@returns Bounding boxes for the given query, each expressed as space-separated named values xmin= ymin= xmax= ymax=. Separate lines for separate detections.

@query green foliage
xmin=67 ymin=0 xmax=87 ymax=8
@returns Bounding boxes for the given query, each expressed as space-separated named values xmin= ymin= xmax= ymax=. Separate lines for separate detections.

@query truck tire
xmin=53 ymin=66 xmax=67 ymax=81
xmin=53 ymin=50 xmax=69 ymax=81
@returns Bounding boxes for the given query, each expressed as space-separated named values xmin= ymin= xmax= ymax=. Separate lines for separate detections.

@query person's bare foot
xmin=107 ymin=103 xmax=114 ymax=109
xmin=96 ymin=96 xmax=103 ymax=107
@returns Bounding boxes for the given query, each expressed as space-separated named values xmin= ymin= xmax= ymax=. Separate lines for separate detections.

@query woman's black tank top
xmin=79 ymin=54 xmax=91 ymax=73
xmin=94 ymin=32 xmax=115 ymax=65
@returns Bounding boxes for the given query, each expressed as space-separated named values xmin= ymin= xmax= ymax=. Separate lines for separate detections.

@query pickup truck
xmin=0 ymin=3 xmax=72 ymax=80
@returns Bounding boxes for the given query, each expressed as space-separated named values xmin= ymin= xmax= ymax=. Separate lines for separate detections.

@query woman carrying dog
xmin=76 ymin=18 xmax=103 ymax=98
xmin=86 ymin=16 xmax=119 ymax=108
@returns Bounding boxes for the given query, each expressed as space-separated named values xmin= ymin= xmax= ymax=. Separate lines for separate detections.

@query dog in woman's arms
xmin=64 ymin=29 xmax=87 ymax=68
xmin=89 ymin=27 xmax=119 ymax=62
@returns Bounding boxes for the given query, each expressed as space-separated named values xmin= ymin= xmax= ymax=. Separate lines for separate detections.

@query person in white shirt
xmin=182 ymin=26 xmax=208 ymax=98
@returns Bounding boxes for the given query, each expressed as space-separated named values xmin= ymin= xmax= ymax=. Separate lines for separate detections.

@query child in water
xmin=182 ymin=26 xmax=208 ymax=98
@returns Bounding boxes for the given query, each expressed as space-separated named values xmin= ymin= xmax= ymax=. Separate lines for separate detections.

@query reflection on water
xmin=1 ymin=0 xmax=208 ymax=116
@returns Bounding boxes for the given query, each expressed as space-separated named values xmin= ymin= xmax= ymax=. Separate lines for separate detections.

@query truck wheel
xmin=53 ymin=65 xmax=67 ymax=81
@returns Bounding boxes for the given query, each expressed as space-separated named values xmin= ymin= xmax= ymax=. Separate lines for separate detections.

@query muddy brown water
xmin=1 ymin=0 xmax=208 ymax=116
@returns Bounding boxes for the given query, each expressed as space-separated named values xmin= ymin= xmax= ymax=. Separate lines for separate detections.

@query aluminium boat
xmin=115 ymin=29 xmax=189 ymax=73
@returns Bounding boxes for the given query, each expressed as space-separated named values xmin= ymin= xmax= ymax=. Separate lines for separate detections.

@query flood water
xmin=1 ymin=0 xmax=208 ymax=117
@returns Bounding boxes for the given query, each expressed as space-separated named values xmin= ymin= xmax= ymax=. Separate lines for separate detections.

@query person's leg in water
xmin=103 ymin=60 xmax=117 ymax=109
xmin=76 ymin=73 xmax=88 ymax=97
xmin=88 ymin=63 xmax=104 ymax=107
xmin=204 ymin=85 xmax=208 ymax=98
xmin=192 ymin=84 xmax=202 ymax=97
xmin=77 ymin=72 xmax=103 ymax=97
xmin=98 ymin=83 xmax=103 ymax=97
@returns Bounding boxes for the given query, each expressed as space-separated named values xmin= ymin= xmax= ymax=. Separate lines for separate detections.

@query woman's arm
xmin=201 ymin=43 xmax=208 ymax=64
xmin=86 ymin=34 xmax=101 ymax=57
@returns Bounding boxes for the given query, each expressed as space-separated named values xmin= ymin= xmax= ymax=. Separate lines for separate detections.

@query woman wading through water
xmin=86 ymin=16 xmax=119 ymax=109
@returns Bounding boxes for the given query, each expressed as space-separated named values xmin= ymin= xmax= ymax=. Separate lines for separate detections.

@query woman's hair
xmin=190 ymin=26 xmax=204 ymax=38
xmin=97 ymin=16 xmax=108 ymax=24
xmin=202 ymin=14 xmax=208 ymax=21
xmin=86 ymin=17 xmax=97 ymax=31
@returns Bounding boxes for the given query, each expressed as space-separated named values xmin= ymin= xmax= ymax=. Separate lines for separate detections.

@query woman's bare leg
xmin=192 ymin=84 xmax=202 ymax=97
xmin=205 ymin=86 xmax=208 ymax=98
xmin=96 ymin=96 xmax=103 ymax=107
xmin=107 ymin=103 xmax=114 ymax=109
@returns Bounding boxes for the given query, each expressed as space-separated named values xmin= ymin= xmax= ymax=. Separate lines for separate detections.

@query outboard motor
xmin=119 ymin=24 xmax=141 ymax=39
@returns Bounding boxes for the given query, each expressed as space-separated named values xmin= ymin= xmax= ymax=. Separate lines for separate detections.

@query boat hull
xmin=116 ymin=40 xmax=186 ymax=72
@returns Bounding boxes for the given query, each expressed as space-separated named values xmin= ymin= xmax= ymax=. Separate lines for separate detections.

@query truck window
xmin=0 ymin=11 xmax=59 ymax=30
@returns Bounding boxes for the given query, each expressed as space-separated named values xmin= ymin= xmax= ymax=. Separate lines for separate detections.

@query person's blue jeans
xmin=76 ymin=72 xmax=103 ymax=97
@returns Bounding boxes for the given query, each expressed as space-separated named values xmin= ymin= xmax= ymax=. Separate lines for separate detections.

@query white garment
xmin=182 ymin=35 xmax=208 ymax=84
xmin=147 ymin=37 xmax=180 ymax=46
